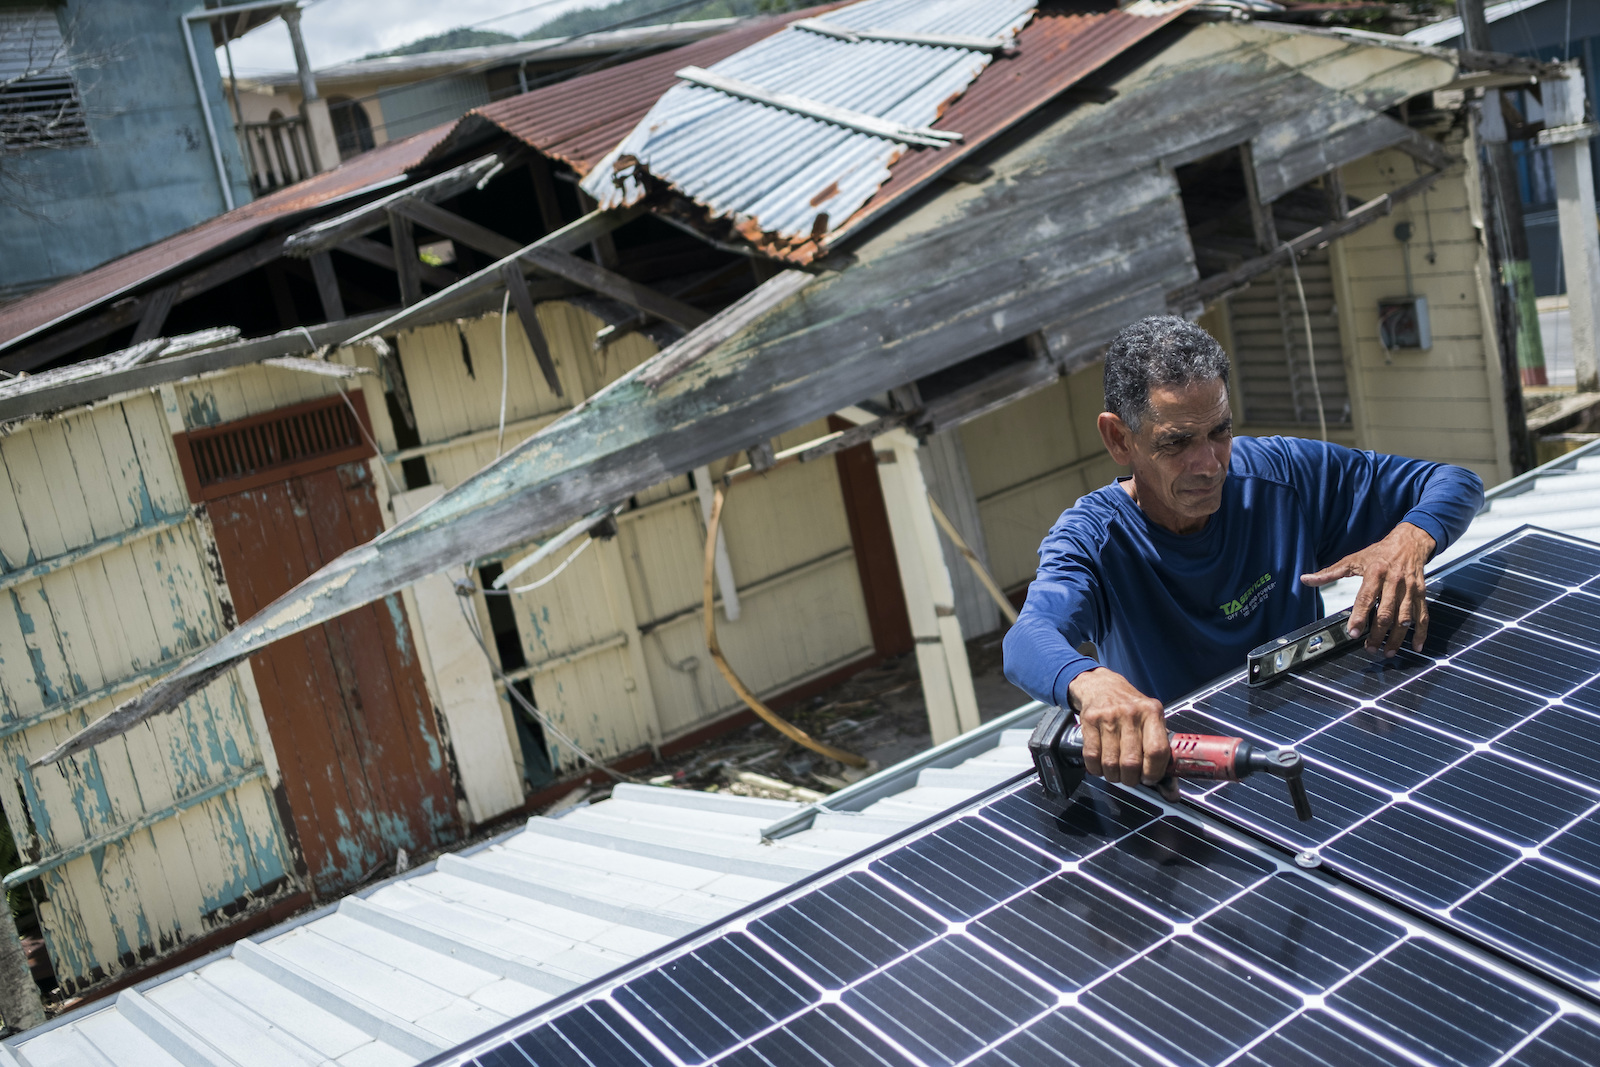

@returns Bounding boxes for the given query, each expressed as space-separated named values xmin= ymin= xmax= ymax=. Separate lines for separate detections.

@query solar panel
xmin=431 ymin=526 xmax=1600 ymax=1067
xmin=433 ymin=775 xmax=1600 ymax=1067
xmin=1170 ymin=527 xmax=1600 ymax=994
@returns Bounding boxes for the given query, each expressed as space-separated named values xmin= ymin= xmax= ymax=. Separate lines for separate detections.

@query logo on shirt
xmin=1220 ymin=572 xmax=1276 ymax=622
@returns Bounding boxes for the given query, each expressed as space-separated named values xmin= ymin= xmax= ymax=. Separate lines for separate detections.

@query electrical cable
xmin=479 ymin=534 xmax=593 ymax=595
xmin=453 ymin=577 xmax=635 ymax=781
xmin=497 ymin=289 xmax=510 ymax=457
xmin=1285 ymin=245 xmax=1329 ymax=443
xmin=702 ymin=482 xmax=868 ymax=768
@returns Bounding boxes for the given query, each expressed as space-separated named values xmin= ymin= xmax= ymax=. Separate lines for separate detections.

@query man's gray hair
xmin=1103 ymin=316 xmax=1230 ymax=432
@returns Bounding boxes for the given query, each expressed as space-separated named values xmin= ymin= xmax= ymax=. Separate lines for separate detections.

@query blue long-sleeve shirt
xmin=1002 ymin=435 xmax=1484 ymax=706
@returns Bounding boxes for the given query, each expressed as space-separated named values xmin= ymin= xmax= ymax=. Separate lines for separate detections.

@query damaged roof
xmin=578 ymin=0 xmax=1037 ymax=257
xmin=0 ymin=128 xmax=450 ymax=352
xmin=435 ymin=0 xmax=1198 ymax=262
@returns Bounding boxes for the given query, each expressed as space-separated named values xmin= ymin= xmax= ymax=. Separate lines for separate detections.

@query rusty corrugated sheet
xmin=577 ymin=0 xmax=1037 ymax=257
xmin=0 ymin=127 xmax=449 ymax=350
xmin=829 ymin=2 xmax=1198 ymax=250
xmin=439 ymin=1 xmax=1196 ymax=263
xmin=421 ymin=8 xmax=850 ymax=178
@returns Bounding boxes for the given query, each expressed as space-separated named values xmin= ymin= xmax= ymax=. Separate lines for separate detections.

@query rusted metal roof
xmin=438 ymin=1 xmax=1196 ymax=263
xmin=0 ymin=127 xmax=448 ymax=351
xmin=577 ymin=0 xmax=1037 ymax=256
xmin=421 ymin=8 xmax=845 ymax=178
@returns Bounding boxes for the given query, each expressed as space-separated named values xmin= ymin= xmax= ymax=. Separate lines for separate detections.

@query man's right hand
xmin=1067 ymin=667 xmax=1171 ymax=793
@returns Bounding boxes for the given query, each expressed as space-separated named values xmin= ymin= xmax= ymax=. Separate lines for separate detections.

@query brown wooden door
xmin=830 ymin=416 xmax=914 ymax=658
xmin=186 ymin=399 xmax=459 ymax=896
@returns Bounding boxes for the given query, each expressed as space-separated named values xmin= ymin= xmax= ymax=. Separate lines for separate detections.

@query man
xmin=1003 ymin=316 xmax=1483 ymax=792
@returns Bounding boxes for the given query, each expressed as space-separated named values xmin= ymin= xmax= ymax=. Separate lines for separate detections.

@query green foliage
xmin=364 ymin=27 xmax=519 ymax=60
xmin=0 ymin=818 xmax=34 ymax=935
xmin=522 ymin=0 xmax=797 ymax=41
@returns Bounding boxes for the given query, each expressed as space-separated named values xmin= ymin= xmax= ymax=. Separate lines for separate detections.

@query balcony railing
xmin=236 ymin=114 xmax=314 ymax=196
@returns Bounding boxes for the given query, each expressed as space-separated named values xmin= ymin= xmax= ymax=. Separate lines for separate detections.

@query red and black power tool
xmin=1028 ymin=706 xmax=1314 ymax=821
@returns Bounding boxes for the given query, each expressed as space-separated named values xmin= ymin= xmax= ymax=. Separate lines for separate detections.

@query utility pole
xmin=1545 ymin=62 xmax=1600 ymax=393
xmin=1459 ymin=0 xmax=1538 ymax=472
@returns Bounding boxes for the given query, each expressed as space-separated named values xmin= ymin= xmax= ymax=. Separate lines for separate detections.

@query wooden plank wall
xmin=1328 ymin=135 xmax=1513 ymax=486
xmin=0 ymin=395 xmax=291 ymax=992
xmin=389 ymin=302 xmax=873 ymax=773
xmin=958 ymin=365 xmax=1122 ymax=595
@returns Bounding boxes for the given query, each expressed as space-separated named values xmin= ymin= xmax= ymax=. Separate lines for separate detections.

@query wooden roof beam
xmin=282 ymin=152 xmax=512 ymax=257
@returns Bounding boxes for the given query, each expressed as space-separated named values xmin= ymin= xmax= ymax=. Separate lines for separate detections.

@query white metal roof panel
xmin=7 ymin=705 xmax=1046 ymax=1066
xmin=580 ymin=0 xmax=1034 ymax=245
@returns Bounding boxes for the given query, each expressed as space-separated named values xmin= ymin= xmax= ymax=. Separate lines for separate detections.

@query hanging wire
xmin=452 ymin=576 xmax=634 ymax=782
xmin=497 ymin=290 xmax=511 ymax=457
xmin=479 ymin=535 xmax=594 ymax=595
xmin=1285 ymin=246 xmax=1329 ymax=443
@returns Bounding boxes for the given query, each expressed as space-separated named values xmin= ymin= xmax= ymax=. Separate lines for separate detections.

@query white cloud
xmin=219 ymin=0 xmax=600 ymax=76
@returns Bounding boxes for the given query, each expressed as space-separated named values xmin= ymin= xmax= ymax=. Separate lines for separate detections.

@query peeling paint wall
xmin=0 ymin=394 xmax=292 ymax=992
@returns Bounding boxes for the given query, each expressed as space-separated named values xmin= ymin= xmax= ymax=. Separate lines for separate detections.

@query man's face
xmin=1097 ymin=378 xmax=1233 ymax=535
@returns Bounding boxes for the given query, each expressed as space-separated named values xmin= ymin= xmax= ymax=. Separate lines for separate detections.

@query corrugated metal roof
xmin=422 ymin=8 xmax=841 ymax=179
xmin=1404 ymin=0 xmax=1548 ymax=47
xmin=438 ymin=1 xmax=1196 ymax=262
xmin=578 ymin=0 xmax=1036 ymax=253
xmin=3 ymin=705 xmax=1046 ymax=1066
xmin=245 ymin=20 xmax=743 ymax=89
xmin=0 ymin=128 xmax=449 ymax=352
xmin=1319 ymin=439 xmax=1600 ymax=615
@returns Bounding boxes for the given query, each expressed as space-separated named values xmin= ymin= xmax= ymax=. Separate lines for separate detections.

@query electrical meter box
xmin=1378 ymin=295 xmax=1431 ymax=350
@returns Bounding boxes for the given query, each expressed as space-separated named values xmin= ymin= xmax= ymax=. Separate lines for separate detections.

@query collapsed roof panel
xmin=578 ymin=0 xmax=1036 ymax=256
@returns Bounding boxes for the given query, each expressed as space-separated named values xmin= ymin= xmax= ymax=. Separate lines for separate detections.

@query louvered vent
xmin=181 ymin=394 xmax=374 ymax=500
xmin=0 ymin=8 xmax=88 ymax=149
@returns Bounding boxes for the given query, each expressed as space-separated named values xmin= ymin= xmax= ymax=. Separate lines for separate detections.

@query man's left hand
xmin=1300 ymin=522 xmax=1436 ymax=657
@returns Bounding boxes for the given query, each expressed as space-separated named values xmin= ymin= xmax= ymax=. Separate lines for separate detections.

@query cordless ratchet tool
xmin=1028 ymin=706 xmax=1314 ymax=821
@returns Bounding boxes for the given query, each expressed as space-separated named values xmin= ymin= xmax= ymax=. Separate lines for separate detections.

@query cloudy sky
xmin=220 ymin=0 xmax=601 ymax=75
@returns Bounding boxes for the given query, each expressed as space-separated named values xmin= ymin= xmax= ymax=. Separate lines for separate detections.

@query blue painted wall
xmin=0 ymin=1 xmax=253 ymax=299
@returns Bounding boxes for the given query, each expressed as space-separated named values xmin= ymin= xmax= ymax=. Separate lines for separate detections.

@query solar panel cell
xmin=969 ymin=1006 xmax=1169 ymax=1067
xmin=1077 ymin=938 xmax=1299 ymax=1067
xmin=611 ymin=933 xmax=814 ymax=1062
xmin=1193 ymin=875 xmax=1403 ymax=993
xmin=1450 ymin=627 xmax=1598 ymax=697
xmin=1294 ymin=709 xmax=1469 ymax=790
xmin=1321 ymin=804 xmax=1519 ymax=910
xmin=968 ymin=875 xmax=1169 ymax=990
xmin=870 ymin=819 xmax=1057 ymax=921
xmin=1193 ymin=763 xmax=1390 ymax=849
xmin=1414 ymin=601 xmax=1506 ymax=659
xmin=1294 ymin=648 xmax=1431 ymax=701
xmin=716 ymin=1003 xmax=904 ymax=1067
xmin=1540 ymin=812 xmax=1600 ymax=881
xmin=748 ymin=873 xmax=943 ymax=988
xmin=979 ymin=776 xmax=1157 ymax=855
xmin=1374 ymin=666 xmax=1542 ymax=741
xmin=1411 ymin=753 xmax=1596 ymax=847
xmin=1326 ymin=940 xmax=1557 ymax=1066
xmin=1234 ymin=1011 xmax=1403 ymax=1067
xmin=1078 ymin=818 xmax=1273 ymax=921
xmin=509 ymin=1001 xmax=671 ymax=1066
xmin=842 ymin=937 xmax=1053 ymax=1065
xmin=1494 ymin=706 xmax=1600 ymax=791
xmin=1432 ymin=561 xmax=1563 ymax=619
xmin=1454 ymin=861 xmax=1600 ymax=984
xmin=1483 ymin=533 xmax=1600 ymax=588
xmin=1501 ymin=1014 xmax=1600 ymax=1065
xmin=1522 ymin=592 xmax=1600 ymax=651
